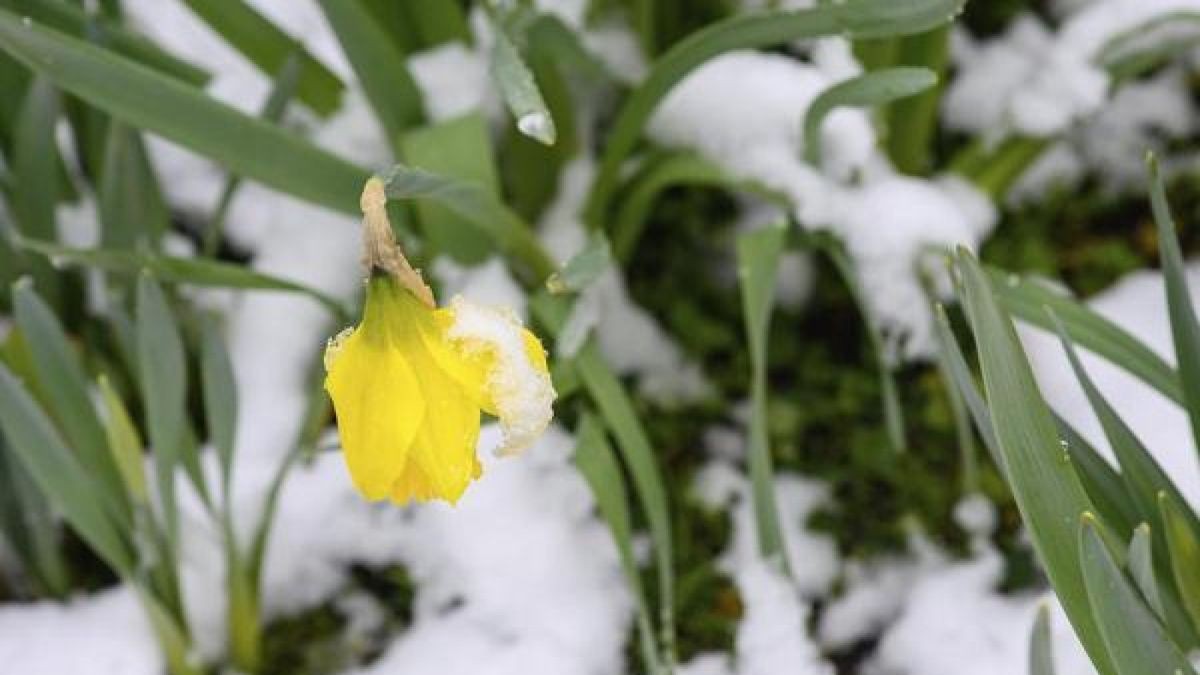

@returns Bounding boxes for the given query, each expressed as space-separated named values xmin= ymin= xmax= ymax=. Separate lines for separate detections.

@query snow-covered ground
xmin=3 ymin=0 xmax=1200 ymax=673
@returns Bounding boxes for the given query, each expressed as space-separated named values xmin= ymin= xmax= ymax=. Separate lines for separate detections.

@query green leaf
xmin=990 ymin=268 xmax=1182 ymax=404
xmin=546 ymin=231 xmax=612 ymax=294
xmin=1161 ymin=491 xmax=1200 ymax=637
xmin=574 ymin=413 xmax=663 ymax=675
xmin=317 ymin=0 xmax=423 ymax=148
xmin=584 ymin=0 xmax=965 ymax=225
xmin=1079 ymin=515 xmax=1195 ymax=675
xmin=0 ymin=363 xmax=134 ymax=575
xmin=1148 ymin=156 xmax=1200 ymax=462
xmin=12 ymin=280 xmax=130 ymax=525
xmin=1056 ymin=417 xmax=1139 ymax=540
xmin=181 ymin=0 xmax=344 ymax=116
xmin=488 ymin=7 xmax=556 ymax=145
xmin=200 ymin=323 xmax=237 ymax=499
xmin=1129 ymin=523 xmax=1166 ymax=619
xmin=136 ymin=275 xmax=188 ymax=545
xmin=9 ymin=77 xmax=61 ymax=240
xmin=932 ymin=302 xmax=1002 ymax=469
xmin=99 ymin=122 xmax=170 ymax=248
xmin=1052 ymin=313 xmax=1200 ymax=548
xmin=97 ymin=375 xmax=147 ymax=504
xmin=380 ymin=163 xmax=556 ymax=284
xmin=1029 ymin=603 xmax=1057 ymax=675
xmin=803 ymin=66 xmax=936 ymax=165
xmin=611 ymin=151 xmax=739 ymax=264
xmin=398 ymin=113 xmax=501 ymax=263
xmin=18 ymin=237 xmax=350 ymax=322
xmin=0 ymin=439 xmax=70 ymax=597
xmin=0 ymin=8 xmax=370 ymax=214
xmin=6 ymin=0 xmax=209 ymax=86
xmin=883 ymin=27 xmax=949 ymax=175
xmin=955 ymin=249 xmax=1113 ymax=674
xmin=815 ymin=234 xmax=906 ymax=452
xmin=572 ymin=341 xmax=676 ymax=661
xmin=737 ymin=224 xmax=789 ymax=562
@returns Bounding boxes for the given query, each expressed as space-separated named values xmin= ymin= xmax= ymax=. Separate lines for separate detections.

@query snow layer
xmin=946 ymin=1 xmax=1200 ymax=139
xmin=0 ymin=588 xmax=162 ymax=675
xmin=647 ymin=50 xmax=996 ymax=359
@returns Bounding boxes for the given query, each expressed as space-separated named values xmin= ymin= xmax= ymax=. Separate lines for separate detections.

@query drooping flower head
xmin=324 ymin=177 xmax=555 ymax=504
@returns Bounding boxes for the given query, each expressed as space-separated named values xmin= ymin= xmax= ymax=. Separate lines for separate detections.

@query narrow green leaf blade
xmin=201 ymin=323 xmax=237 ymax=496
xmin=317 ymin=0 xmax=423 ymax=147
xmin=1148 ymin=156 xmax=1200 ymax=461
xmin=803 ymin=66 xmax=936 ymax=165
xmin=181 ymin=0 xmax=344 ymax=116
xmin=737 ymin=224 xmax=789 ymax=561
xmin=956 ymin=249 xmax=1113 ymax=674
xmin=12 ymin=281 xmax=130 ymax=526
xmin=136 ymin=275 xmax=187 ymax=542
xmin=489 ymin=9 xmax=556 ymax=145
xmin=1161 ymin=491 xmax=1200 ymax=636
xmin=1029 ymin=603 xmax=1057 ymax=675
xmin=0 ymin=9 xmax=369 ymax=214
xmin=1080 ymin=515 xmax=1195 ymax=675
xmin=0 ymin=364 xmax=133 ymax=575
xmin=574 ymin=413 xmax=662 ymax=675
xmin=990 ymin=268 xmax=1181 ymax=404
xmin=1130 ymin=523 xmax=1166 ymax=618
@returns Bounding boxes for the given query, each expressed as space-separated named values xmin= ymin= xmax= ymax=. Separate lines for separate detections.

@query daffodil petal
xmin=324 ymin=325 xmax=424 ymax=500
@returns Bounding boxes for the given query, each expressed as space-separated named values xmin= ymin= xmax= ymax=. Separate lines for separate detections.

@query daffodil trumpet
xmin=323 ymin=177 xmax=555 ymax=504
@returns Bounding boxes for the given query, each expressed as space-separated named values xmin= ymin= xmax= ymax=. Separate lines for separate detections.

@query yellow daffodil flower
xmin=324 ymin=177 xmax=555 ymax=504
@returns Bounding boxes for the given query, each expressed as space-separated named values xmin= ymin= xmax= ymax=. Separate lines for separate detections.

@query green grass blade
xmin=8 ymin=0 xmax=209 ymax=85
xmin=18 ymin=237 xmax=350 ymax=321
xmin=136 ymin=275 xmax=187 ymax=547
xmin=1080 ymin=515 xmax=1195 ymax=675
xmin=0 ymin=8 xmax=370 ymax=214
xmin=956 ymin=249 xmax=1114 ymax=674
xmin=737 ymin=224 xmax=789 ymax=562
xmin=380 ymin=163 xmax=556 ymax=283
xmin=1160 ymin=491 xmax=1200 ymax=637
xmin=1097 ymin=12 xmax=1200 ymax=81
xmin=317 ymin=0 xmax=423 ymax=148
xmin=584 ymin=0 xmax=965 ymax=226
xmin=803 ymin=66 xmax=936 ymax=165
xmin=398 ymin=113 xmax=501 ymax=263
xmin=575 ymin=412 xmax=663 ymax=675
xmin=12 ymin=280 xmax=130 ymax=525
xmin=1029 ymin=603 xmax=1057 ymax=675
xmin=487 ymin=8 xmax=556 ymax=146
xmin=1148 ymin=156 xmax=1200 ymax=461
xmin=989 ymin=268 xmax=1182 ymax=404
xmin=200 ymin=323 xmax=237 ymax=501
xmin=0 ymin=363 xmax=134 ymax=575
xmin=181 ymin=0 xmax=343 ymax=116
